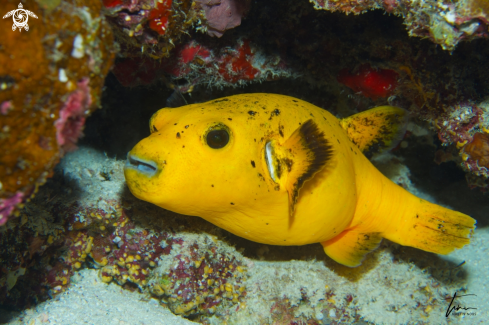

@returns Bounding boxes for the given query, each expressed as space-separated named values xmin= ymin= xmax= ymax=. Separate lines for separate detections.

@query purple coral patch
xmin=54 ymin=78 xmax=92 ymax=152
xmin=0 ymin=100 xmax=13 ymax=115
xmin=0 ymin=192 xmax=24 ymax=225
xmin=197 ymin=0 xmax=250 ymax=37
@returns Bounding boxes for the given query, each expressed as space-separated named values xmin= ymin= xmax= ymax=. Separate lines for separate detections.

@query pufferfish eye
xmin=206 ymin=128 xmax=230 ymax=149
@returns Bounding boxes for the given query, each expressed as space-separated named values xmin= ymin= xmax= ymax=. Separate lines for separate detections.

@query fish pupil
xmin=207 ymin=129 xmax=229 ymax=149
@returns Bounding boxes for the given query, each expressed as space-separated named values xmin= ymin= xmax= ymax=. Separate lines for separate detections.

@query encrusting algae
xmin=124 ymin=93 xmax=476 ymax=267
xmin=0 ymin=0 xmax=116 ymax=225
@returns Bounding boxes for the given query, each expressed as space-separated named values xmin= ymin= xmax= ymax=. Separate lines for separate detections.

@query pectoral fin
xmin=340 ymin=106 xmax=408 ymax=157
xmin=321 ymin=230 xmax=383 ymax=267
xmin=266 ymin=120 xmax=332 ymax=220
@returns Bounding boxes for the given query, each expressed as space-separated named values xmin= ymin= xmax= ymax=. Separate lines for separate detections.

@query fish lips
xmin=125 ymin=153 xmax=159 ymax=177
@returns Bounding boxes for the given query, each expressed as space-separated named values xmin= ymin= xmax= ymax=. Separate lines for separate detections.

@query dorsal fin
xmin=267 ymin=120 xmax=332 ymax=222
xmin=340 ymin=106 xmax=408 ymax=157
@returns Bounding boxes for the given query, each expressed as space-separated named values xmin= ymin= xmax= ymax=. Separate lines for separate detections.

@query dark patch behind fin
xmin=284 ymin=119 xmax=333 ymax=220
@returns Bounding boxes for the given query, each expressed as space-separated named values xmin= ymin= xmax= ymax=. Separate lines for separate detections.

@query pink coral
xmin=0 ymin=100 xmax=13 ymax=115
xmin=0 ymin=192 xmax=24 ymax=225
xmin=196 ymin=0 xmax=250 ymax=37
xmin=54 ymin=78 xmax=92 ymax=152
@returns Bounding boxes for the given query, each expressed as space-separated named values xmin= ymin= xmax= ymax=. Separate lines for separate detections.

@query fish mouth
xmin=125 ymin=154 xmax=158 ymax=176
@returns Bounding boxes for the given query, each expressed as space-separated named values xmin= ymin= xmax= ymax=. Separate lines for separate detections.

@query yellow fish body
xmin=124 ymin=93 xmax=475 ymax=267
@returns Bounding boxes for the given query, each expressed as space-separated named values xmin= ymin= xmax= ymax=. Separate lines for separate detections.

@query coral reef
xmin=0 ymin=146 xmax=477 ymax=323
xmin=103 ymin=0 xmax=489 ymax=188
xmin=0 ymin=0 xmax=115 ymax=225
xmin=103 ymin=0 xmax=196 ymax=59
xmin=2 ymin=0 xmax=489 ymax=323
xmin=309 ymin=0 xmax=489 ymax=51
xmin=104 ymin=0 xmax=251 ymax=60
xmin=148 ymin=234 xmax=247 ymax=316
xmin=112 ymin=38 xmax=295 ymax=90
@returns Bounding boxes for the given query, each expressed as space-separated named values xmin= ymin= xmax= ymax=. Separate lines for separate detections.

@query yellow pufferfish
xmin=124 ymin=93 xmax=476 ymax=267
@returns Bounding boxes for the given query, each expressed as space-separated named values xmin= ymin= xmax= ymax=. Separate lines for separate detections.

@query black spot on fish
xmin=174 ymin=123 xmax=178 ymax=125
xmin=152 ymin=125 xmax=158 ymax=133
xmin=283 ymin=158 xmax=293 ymax=172
xmin=230 ymin=202 xmax=235 ymax=205
xmin=279 ymin=124 xmax=284 ymax=137
xmin=292 ymin=100 xmax=298 ymax=102
xmin=254 ymin=139 xmax=256 ymax=142
xmin=337 ymin=139 xmax=340 ymax=144
xmin=185 ymin=125 xmax=189 ymax=129
xmin=182 ymin=145 xmax=185 ymax=148
xmin=258 ymin=173 xmax=265 ymax=181
xmin=213 ymin=98 xmax=230 ymax=103
xmin=228 ymin=118 xmax=232 ymax=121
xmin=248 ymin=110 xmax=257 ymax=116
xmin=269 ymin=109 xmax=281 ymax=120
xmin=181 ymin=131 xmax=184 ymax=133
xmin=176 ymin=132 xmax=181 ymax=139
xmin=251 ymin=160 xmax=256 ymax=168
xmin=211 ymin=184 xmax=214 ymax=187
xmin=266 ymin=223 xmax=269 ymax=225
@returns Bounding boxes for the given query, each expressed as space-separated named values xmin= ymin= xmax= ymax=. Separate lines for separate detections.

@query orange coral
xmin=0 ymin=0 xmax=116 ymax=221
xmin=463 ymin=132 xmax=489 ymax=168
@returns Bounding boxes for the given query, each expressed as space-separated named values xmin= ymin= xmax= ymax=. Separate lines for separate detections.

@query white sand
xmin=5 ymin=269 xmax=197 ymax=325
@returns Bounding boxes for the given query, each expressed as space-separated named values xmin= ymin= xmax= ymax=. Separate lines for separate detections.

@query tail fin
xmin=384 ymin=199 xmax=476 ymax=255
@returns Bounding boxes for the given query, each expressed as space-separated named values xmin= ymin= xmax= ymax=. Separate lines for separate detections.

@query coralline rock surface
xmin=112 ymin=38 xmax=296 ymax=90
xmin=103 ymin=0 xmax=196 ymax=59
xmin=103 ymin=0 xmax=249 ymax=58
xmin=0 ymin=0 xmax=116 ymax=225
xmin=309 ymin=0 xmax=489 ymax=51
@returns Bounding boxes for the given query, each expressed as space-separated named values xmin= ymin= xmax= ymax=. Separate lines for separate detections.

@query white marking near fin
xmin=265 ymin=141 xmax=277 ymax=182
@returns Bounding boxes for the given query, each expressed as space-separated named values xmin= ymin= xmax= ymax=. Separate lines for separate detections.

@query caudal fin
xmin=385 ymin=199 xmax=476 ymax=255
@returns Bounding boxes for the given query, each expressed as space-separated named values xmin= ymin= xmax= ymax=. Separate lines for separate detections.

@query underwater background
xmin=1 ymin=0 xmax=489 ymax=324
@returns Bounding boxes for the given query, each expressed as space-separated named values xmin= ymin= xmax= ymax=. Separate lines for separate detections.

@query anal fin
xmin=321 ymin=229 xmax=382 ymax=267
